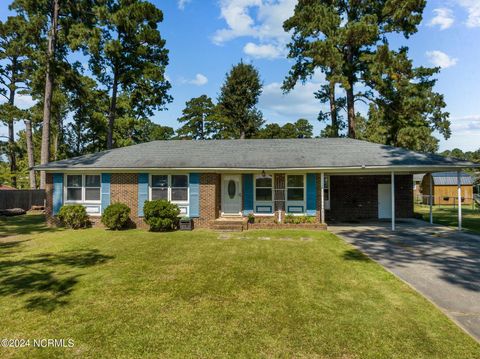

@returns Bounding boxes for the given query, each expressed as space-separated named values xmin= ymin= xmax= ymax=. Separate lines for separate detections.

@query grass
xmin=415 ymin=204 xmax=480 ymax=234
xmin=0 ymin=215 xmax=479 ymax=358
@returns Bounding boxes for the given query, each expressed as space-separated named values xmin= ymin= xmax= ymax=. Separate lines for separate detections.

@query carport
xmin=322 ymin=168 xmax=477 ymax=232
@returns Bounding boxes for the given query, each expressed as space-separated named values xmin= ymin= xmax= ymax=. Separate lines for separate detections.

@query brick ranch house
xmin=36 ymin=138 xmax=474 ymax=230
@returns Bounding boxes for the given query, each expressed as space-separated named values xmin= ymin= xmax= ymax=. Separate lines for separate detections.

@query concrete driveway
xmin=330 ymin=219 xmax=480 ymax=342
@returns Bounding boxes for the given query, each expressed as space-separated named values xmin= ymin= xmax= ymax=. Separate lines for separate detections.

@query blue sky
xmin=1 ymin=0 xmax=479 ymax=152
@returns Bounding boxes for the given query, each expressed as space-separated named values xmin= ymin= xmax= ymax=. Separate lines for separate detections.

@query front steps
xmin=212 ymin=217 xmax=246 ymax=232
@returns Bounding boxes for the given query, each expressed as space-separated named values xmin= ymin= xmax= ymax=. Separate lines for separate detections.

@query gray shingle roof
xmin=35 ymin=138 xmax=476 ymax=171
xmin=431 ymin=172 xmax=474 ymax=185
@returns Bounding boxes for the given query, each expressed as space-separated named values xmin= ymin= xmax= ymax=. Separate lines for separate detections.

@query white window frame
xmin=286 ymin=174 xmax=306 ymax=215
xmin=149 ymin=174 xmax=190 ymax=205
xmin=64 ymin=174 xmax=101 ymax=205
xmin=324 ymin=175 xmax=331 ymax=210
xmin=254 ymin=174 xmax=274 ymax=215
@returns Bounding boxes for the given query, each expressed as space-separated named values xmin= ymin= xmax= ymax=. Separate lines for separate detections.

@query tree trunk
xmin=328 ymin=81 xmax=339 ymax=137
xmin=40 ymin=0 xmax=59 ymax=189
xmin=25 ymin=119 xmax=36 ymax=189
xmin=346 ymin=84 xmax=355 ymax=139
xmin=7 ymin=61 xmax=17 ymax=187
xmin=107 ymin=70 xmax=118 ymax=149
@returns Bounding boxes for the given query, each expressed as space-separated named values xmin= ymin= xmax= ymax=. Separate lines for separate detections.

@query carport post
xmin=457 ymin=171 xmax=462 ymax=231
xmin=429 ymin=173 xmax=433 ymax=224
xmin=320 ymin=172 xmax=325 ymax=224
xmin=391 ymin=171 xmax=395 ymax=231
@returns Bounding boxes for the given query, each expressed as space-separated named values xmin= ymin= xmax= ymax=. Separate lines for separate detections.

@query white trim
xmin=457 ymin=171 xmax=462 ymax=231
xmin=148 ymin=174 xmax=190 ymax=214
xmin=324 ymin=175 xmax=331 ymax=210
xmin=39 ymin=164 xmax=480 ymax=174
xmin=320 ymin=172 xmax=325 ymax=224
xmin=63 ymin=173 xmax=102 ymax=216
xmin=391 ymin=172 xmax=395 ymax=231
xmin=254 ymin=174 xmax=274 ymax=215
xmin=285 ymin=174 xmax=306 ymax=215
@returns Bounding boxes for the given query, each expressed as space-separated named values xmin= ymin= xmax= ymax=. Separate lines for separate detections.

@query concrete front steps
xmin=212 ymin=217 xmax=246 ymax=232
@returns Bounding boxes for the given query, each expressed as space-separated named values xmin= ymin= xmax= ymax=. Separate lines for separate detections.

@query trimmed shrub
xmin=284 ymin=215 xmax=316 ymax=224
xmin=57 ymin=205 xmax=89 ymax=229
xmin=143 ymin=200 xmax=180 ymax=232
xmin=101 ymin=203 xmax=131 ymax=230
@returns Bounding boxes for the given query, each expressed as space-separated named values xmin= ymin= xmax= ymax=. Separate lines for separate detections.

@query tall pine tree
xmin=217 ymin=61 xmax=264 ymax=139
xmin=84 ymin=0 xmax=171 ymax=149
xmin=283 ymin=0 xmax=426 ymax=138
xmin=177 ymin=95 xmax=216 ymax=140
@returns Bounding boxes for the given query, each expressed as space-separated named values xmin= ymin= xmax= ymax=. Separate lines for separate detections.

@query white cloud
xmin=429 ymin=8 xmax=454 ymax=30
xmin=258 ymin=70 xmax=326 ymax=121
xmin=426 ymin=50 xmax=458 ymax=68
xmin=185 ymin=73 xmax=208 ymax=86
xmin=456 ymin=0 xmax=480 ymax=27
xmin=212 ymin=0 xmax=296 ymax=57
xmin=243 ymin=42 xmax=282 ymax=59
xmin=177 ymin=0 xmax=190 ymax=10
xmin=450 ymin=115 xmax=480 ymax=132
xmin=0 ymin=94 xmax=36 ymax=110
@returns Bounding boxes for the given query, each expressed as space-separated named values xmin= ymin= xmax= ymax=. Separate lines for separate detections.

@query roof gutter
xmin=34 ymin=164 xmax=480 ymax=173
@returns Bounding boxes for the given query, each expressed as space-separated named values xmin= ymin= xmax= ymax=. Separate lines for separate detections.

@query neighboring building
xmin=413 ymin=173 xmax=424 ymax=201
xmin=0 ymin=184 xmax=17 ymax=190
xmin=35 ymin=138 xmax=475 ymax=229
xmin=421 ymin=172 xmax=474 ymax=205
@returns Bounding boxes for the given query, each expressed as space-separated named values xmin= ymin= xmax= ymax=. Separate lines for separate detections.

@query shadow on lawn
xmin=343 ymin=249 xmax=370 ymax=262
xmin=0 ymin=247 xmax=113 ymax=312
xmin=0 ymin=214 xmax=59 ymax=238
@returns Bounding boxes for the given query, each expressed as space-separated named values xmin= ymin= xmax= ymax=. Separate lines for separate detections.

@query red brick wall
xmin=327 ymin=174 xmax=413 ymax=222
xmin=110 ymin=173 xmax=146 ymax=228
xmin=194 ymin=173 xmax=220 ymax=228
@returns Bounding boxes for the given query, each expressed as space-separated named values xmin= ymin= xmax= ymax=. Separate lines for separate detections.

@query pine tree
xmin=85 ymin=0 xmax=171 ymax=149
xmin=217 ymin=61 xmax=264 ymax=139
xmin=283 ymin=0 xmax=427 ymax=138
xmin=0 ymin=15 xmax=31 ymax=187
xmin=362 ymin=45 xmax=450 ymax=152
xmin=177 ymin=95 xmax=216 ymax=140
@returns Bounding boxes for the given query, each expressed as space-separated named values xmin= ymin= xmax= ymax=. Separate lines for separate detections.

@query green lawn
xmin=0 ymin=215 xmax=479 ymax=358
xmin=415 ymin=204 xmax=480 ymax=234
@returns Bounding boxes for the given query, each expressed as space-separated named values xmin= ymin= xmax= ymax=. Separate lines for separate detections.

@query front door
xmin=222 ymin=175 xmax=242 ymax=215
xmin=378 ymin=184 xmax=392 ymax=219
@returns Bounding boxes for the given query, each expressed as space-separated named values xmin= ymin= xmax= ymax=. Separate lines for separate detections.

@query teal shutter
xmin=138 ymin=173 xmax=149 ymax=217
xmin=53 ymin=173 xmax=63 ymax=215
xmin=306 ymin=173 xmax=317 ymax=216
xmin=243 ymin=174 xmax=253 ymax=215
xmin=101 ymin=173 xmax=111 ymax=213
xmin=189 ymin=173 xmax=200 ymax=218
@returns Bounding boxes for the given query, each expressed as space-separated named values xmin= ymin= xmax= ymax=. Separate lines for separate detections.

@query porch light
xmin=261 ymin=170 xmax=266 ymax=177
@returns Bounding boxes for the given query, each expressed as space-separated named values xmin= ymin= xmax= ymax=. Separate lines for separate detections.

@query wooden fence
xmin=0 ymin=190 xmax=46 ymax=210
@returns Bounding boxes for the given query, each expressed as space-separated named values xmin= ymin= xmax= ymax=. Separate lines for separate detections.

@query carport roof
xmin=35 ymin=138 xmax=478 ymax=172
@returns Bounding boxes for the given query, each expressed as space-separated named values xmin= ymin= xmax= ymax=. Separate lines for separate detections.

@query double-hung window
xmin=287 ymin=175 xmax=304 ymax=201
xmin=255 ymin=175 xmax=273 ymax=213
xmin=150 ymin=174 xmax=189 ymax=203
xmin=151 ymin=175 xmax=169 ymax=200
xmin=171 ymin=175 xmax=188 ymax=202
xmin=286 ymin=175 xmax=305 ymax=213
xmin=65 ymin=174 xmax=101 ymax=203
